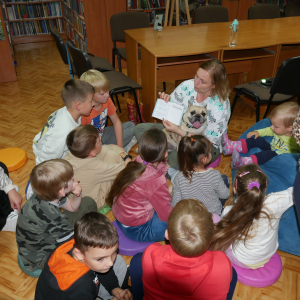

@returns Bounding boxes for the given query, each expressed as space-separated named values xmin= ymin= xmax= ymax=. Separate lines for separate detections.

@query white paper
xmin=152 ymin=99 xmax=184 ymax=126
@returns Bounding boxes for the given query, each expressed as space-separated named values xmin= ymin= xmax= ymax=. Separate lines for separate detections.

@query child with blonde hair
xmin=210 ymin=164 xmax=293 ymax=269
xmin=222 ymin=101 xmax=300 ymax=169
xmin=80 ymin=70 xmax=136 ymax=153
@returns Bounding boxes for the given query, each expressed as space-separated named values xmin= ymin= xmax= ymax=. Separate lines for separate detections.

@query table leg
xmin=125 ymin=33 xmax=139 ymax=83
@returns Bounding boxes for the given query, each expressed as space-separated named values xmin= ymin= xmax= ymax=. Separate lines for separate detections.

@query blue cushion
xmin=232 ymin=118 xmax=300 ymax=256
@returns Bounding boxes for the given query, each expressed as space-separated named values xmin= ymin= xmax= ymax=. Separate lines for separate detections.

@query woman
xmin=134 ymin=59 xmax=231 ymax=170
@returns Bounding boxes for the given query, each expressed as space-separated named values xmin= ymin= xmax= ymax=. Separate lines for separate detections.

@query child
xmin=33 ymin=79 xmax=94 ymax=165
xmin=16 ymin=159 xmax=97 ymax=273
xmin=64 ymin=125 xmax=131 ymax=211
xmin=210 ymin=164 xmax=293 ymax=269
xmin=130 ymin=199 xmax=234 ymax=300
xmin=35 ymin=212 xmax=132 ymax=300
xmin=106 ymin=128 xmax=172 ymax=242
xmin=0 ymin=162 xmax=22 ymax=231
xmin=172 ymin=135 xmax=230 ymax=215
xmin=80 ymin=70 xmax=136 ymax=153
xmin=222 ymin=102 xmax=300 ymax=169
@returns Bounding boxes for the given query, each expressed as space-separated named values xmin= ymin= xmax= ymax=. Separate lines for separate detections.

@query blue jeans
xmin=130 ymin=252 xmax=238 ymax=300
xmin=116 ymin=212 xmax=167 ymax=242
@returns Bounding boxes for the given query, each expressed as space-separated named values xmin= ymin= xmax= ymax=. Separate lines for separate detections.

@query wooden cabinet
xmin=222 ymin=0 xmax=255 ymax=21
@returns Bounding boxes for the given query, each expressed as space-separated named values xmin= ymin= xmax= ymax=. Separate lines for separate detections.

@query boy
xmin=64 ymin=125 xmax=131 ymax=210
xmin=130 ymin=199 xmax=233 ymax=300
xmin=35 ymin=212 xmax=133 ymax=300
xmin=80 ymin=70 xmax=136 ymax=153
xmin=33 ymin=79 xmax=94 ymax=165
xmin=222 ymin=102 xmax=300 ymax=169
xmin=16 ymin=159 xmax=97 ymax=273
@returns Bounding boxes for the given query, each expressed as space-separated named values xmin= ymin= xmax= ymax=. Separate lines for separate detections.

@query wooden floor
xmin=0 ymin=41 xmax=299 ymax=300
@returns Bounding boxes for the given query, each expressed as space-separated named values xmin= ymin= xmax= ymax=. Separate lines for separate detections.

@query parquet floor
xmin=0 ymin=41 xmax=299 ymax=300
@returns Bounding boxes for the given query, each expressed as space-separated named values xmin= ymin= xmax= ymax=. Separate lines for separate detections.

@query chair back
xmin=194 ymin=6 xmax=229 ymax=24
xmin=50 ymin=28 xmax=68 ymax=65
xmin=285 ymin=0 xmax=300 ymax=17
xmin=270 ymin=56 xmax=300 ymax=96
xmin=110 ymin=11 xmax=150 ymax=43
xmin=66 ymin=42 xmax=92 ymax=78
xmin=248 ymin=4 xmax=280 ymax=20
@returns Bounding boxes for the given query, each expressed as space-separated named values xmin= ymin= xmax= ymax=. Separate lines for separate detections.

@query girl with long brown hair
xmin=210 ymin=164 xmax=293 ymax=269
xmin=106 ymin=128 xmax=172 ymax=242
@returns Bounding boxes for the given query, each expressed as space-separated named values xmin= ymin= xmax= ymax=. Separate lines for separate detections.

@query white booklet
xmin=152 ymin=98 xmax=184 ymax=126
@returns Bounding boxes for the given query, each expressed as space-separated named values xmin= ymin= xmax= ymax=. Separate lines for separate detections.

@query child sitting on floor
xmin=16 ymin=159 xmax=97 ymax=274
xmin=64 ymin=125 xmax=131 ymax=212
xmin=35 ymin=212 xmax=132 ymax=300
xmin=171 ymin=135 xmax=230 ymax=215
xmin=210 ymin=164 xmax=293 ymax=269
xmin=106 ymin=128 xmax=172 ymax=242
xmin=130 ymin=199 xmax=235 ymax=300
xmin=222 ymin=102 xmax=300 ymax=169
xmin=80 ymin=70 xmax=137 ymax=153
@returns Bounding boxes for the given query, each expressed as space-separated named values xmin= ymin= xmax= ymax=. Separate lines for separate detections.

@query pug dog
xmin=163 ymin=104 xmax=207 ymax=150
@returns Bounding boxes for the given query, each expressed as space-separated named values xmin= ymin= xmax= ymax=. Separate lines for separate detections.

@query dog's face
xmin=180 ymin=105 xmax=207 ymax=134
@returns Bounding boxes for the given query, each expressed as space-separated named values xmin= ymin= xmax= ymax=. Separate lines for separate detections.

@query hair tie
xmin=191 ymin=137 xmax=194 ymax=141
xmin=248 ymin=181 xmax=260 ymax=190
xmin=142 ymin=160 xmax=148 ymax=165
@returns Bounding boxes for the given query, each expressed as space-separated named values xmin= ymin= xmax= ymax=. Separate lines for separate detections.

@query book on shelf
xmin=129 ymin=0 xmax=165 ymax=10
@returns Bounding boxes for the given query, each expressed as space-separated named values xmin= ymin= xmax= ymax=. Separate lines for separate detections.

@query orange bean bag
xmin=0 ymin=148 xmax=27 ymax=172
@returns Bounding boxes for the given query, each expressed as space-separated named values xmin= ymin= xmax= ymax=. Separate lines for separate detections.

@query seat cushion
xmin=112 ymin=220 xmax=153 ymax=256
xmin=231 ymin=253 xmax=282 ymax=287
xmin=104 ymin=71 xmax=142 ymax=91
xmin=0 ymin=148 xmax=27 ymax=172
xmin=234 ymin=80 xmax=293 ymax=102
xmin=90 ymin=56 xmax=115 ymax=72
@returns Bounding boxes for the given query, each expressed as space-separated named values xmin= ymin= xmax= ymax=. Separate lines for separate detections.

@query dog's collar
xmin=182 ymin=119 xmax=201 ymax=129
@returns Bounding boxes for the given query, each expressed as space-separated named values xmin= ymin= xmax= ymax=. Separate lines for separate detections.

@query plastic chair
xmin=285 ymin=0 xmax=300 ymax=17
xmin=248 ymin=4 xmax=280 ymax=20
xmin=194 ymin=6 xmax=229 ymax=24
xmin=110 ymin=11 xmax=150 ymax=72
xmin=50 ymin=28 xmax=114 ymax=79
xmin=230 ymin=56 xmax=300 ymax=123
xmin=66 ymin=42 xmax=143 ymax=122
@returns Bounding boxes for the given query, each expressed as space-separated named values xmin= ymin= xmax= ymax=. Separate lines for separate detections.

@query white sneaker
xmin=2 ymin=209 xmax=19 ymax=232
xmin=124 ymin=136 xmax=138 ymax=153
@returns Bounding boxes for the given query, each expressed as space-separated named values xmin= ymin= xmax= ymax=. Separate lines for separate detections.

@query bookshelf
xmin=61 ymin=0 xmax=127 ymax=61
xmin=4 ymin=0 xmax=66 ymax=44
xmin=127 ymin=0 xmax=166 ymax=24
xmin=0 ymin=0 xmax=17 ymax=82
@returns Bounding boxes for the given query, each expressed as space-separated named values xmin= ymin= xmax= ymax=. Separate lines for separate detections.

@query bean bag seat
xmin=0 ymin=148 xmax=27 ymax=172
xmin=232 ymin=118 xmax=300 ymax=256
xmin=231 ymin=253 xmax=282 ymax=287
xmin=207 ymin=155 xmax=221 ymax=169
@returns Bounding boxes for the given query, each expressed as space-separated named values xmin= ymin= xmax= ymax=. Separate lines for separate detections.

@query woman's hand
xmin=162 ymin=119 xmax=180 ymax=134
xmin=158 ymin=92 xmax=170 ymax=103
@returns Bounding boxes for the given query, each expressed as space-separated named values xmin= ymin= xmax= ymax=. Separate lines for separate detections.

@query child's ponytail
xmin=210 ymin=164 xmax=268 ymax=252
xmin=178 ymin=135 xmax=211 ymax=182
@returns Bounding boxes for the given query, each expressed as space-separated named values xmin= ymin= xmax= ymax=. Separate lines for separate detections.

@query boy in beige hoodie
xmin=64 ymin=125 xmax=131 ymax=213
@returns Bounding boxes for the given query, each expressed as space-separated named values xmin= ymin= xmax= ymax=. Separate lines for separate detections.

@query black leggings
xmin=0 ymin=162 xmax=13 ymax=230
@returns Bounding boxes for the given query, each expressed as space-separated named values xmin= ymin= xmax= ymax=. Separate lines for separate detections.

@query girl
xmin=171 ymin=135 xmax=230 ymax=215
xmin=210 ymin=164 xmax=293 ymax=269
xmin=106 ymin=128 xmax=172 ymax=242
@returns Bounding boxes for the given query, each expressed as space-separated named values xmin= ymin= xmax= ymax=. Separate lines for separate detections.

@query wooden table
xmin=125 ymin=17 xmax=300 ymax=121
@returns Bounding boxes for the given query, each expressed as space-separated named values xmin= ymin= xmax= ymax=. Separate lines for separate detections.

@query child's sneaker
xmin=2 ymin=209 xmax=19 ymax=232
xmin=124 ymin=136 xmax=137 ymax=153
xmin=231 ymin=151 xmax=253 ymax=169
xmin=222 ymin=133 xmax=243 ymax=155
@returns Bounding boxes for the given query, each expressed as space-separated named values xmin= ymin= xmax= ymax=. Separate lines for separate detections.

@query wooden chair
xmin=50 ymin=28 xmax=114 ymax=79
xmin=285 ymin=0 xmax=300 ymax=17
xmin=230 ymin=56 xmax=300 ymax=123
xmin=194 ymin=6 xmax=229 ymax=24
xmin=66 ymin=42 xmax=143 ymax=123
xmin=248 ymin=4 xmax=280 ymax=20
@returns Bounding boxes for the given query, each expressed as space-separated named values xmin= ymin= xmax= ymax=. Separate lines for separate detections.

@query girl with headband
xmin=171 ymin=135 xmax=230 ymax=215
xmin=106 ymin=128 xmax=172 ymax=242
xmin=210 ymin=164 xmax=293 ymax=269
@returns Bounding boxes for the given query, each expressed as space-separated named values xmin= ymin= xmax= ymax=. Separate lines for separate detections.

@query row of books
xmin=6 ymin=2 xmax=62 ymax=20
xmin=62 ymin=0 xmax=71 ymax=8
xmin=129 ymin=0 xmax=165 ymax=10
xmin=5 ymin=0 xmax=58 ymax=2
xmin=65 ymin=20 xmax=74 ymax=40
xmin=73 ymin=12 xmax=86 ymax=42
xmin=10 ymin=18 xmax=63 ymax=36
xmin=71 ymin=0 xmax=83 ymax=17
xmin=75 ymin=31 xmax=87 ymax=53
xmin=63 ymin=4 xmax=72 ymax=22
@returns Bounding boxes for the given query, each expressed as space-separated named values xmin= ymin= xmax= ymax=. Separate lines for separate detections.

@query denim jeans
xmin=116 ymin=212 xmax=167 ymax=242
